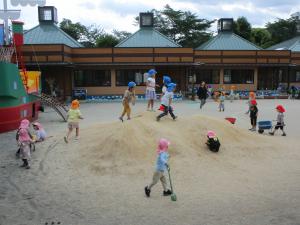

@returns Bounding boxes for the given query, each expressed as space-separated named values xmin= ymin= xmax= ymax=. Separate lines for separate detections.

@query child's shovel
xmin=167 ymin=165 xmax=177 ymax=201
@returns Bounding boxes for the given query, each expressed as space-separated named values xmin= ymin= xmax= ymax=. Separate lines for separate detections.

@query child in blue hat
xmin=157 ymin=83 xmax=177 ymax=121
xmin=146 ymin=69 xmax=157 ymax=111
xmin=119 ymin=82 xmax=136 ymax=122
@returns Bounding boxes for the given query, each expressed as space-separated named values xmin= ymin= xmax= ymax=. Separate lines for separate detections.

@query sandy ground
xmin=0 ymin=99 xmax=300 ymax=225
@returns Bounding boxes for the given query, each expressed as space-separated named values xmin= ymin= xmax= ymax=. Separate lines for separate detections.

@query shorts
xmin=146 ymin=90 xmax=156 ymax=100
xmin=68 ymin=122 xmax=79 ymax=129
xmin=274 ymin=122 xmax=284 ymax=130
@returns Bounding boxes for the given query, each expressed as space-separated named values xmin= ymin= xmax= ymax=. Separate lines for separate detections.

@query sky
xmin=1 ymin=0 xmax=300 ymax=34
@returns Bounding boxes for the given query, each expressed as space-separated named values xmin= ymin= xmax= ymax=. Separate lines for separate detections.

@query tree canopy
xmin=134 ymin=5 xmax=214 ymax=48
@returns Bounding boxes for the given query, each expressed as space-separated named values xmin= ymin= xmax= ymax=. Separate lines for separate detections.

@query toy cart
xmin=258 ymin=121 xmax=273 ymax=134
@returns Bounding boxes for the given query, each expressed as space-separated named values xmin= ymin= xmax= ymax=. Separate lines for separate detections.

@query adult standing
xmin=197 ymin=81 xmax=208 ymax=109
xmin=146 ymin=69 xmax=157 ymax=111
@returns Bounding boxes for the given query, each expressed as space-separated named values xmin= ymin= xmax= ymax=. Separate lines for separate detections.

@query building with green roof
xmin=24 ymin=6 xmax=82 ymax=48
xmin=197 ymin=32 xmax=261 ymax=50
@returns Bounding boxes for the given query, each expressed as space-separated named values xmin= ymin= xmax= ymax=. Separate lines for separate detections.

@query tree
xmin=234 ymin=17 xmax=252 ymax=41
xmin=266 ymin=18 xmax=298 ymax=45
xmin=251 ymin=28 xmax=274 ymax=48
xmin=112 ymin=30 xmax=132 ymax=41
xmin=96 ymin=34 xmax=119 ymax=47
xmin=134 ymin=5 xmax=214 ymax=48
xmin=59 ymin=19 xmax=104 ymax=47
xmin=60 ymin=18 xmax=87 ymax=41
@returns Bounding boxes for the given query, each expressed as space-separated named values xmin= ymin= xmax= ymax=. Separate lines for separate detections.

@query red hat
xmin=276 ymin=105 xmax=285 ymax=113
xmin=250 ymin=99 xmax=257 ymax=105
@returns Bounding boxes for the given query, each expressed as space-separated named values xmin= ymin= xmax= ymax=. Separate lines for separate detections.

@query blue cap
xmin=167 ymin=83 xmax=176 ymax=92
xmin=148 ymin=69 xmax=157 ymax=76
xmin=163 ymin=75 xmax=171 ymax=84
xmin=128 ymin=81 xmax=136 ymax=88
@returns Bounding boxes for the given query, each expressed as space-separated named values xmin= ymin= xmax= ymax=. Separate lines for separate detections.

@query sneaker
xmin=75 ymin=136 xmax=79 ymax=140
xmin=119 ymin=117 xmax=123 ymax=122
xmin=156 ymin=117 xmax=160 ymax=122
xmin=25 ymin=165 xmax=30 ymax=169
xmin=144 ymin=186 xmax=150 ymax=197
xmin=163 ymin=190 xmax=172 ymax=196
xmin=282 ymin=133 xmax=286 ymax=136
xmin=269 ymin=132 xmax=274 ymax=135
xmin=64 ymin=136 xmax=68 ymax=143
xmin=249 ymin=128 xmax=253 ymax=131
xmin=173 ymin=116 xmax=177 ymax=121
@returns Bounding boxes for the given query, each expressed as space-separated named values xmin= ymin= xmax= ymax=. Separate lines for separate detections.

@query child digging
xmin=17 ymin=119 xmax=34 ymax=169
xmin=249 ymin=99 xmax=258 ymax=131
xmin=64 ymin=99 xmax=83 ymax=143
xmin=206 ymin=130 xmax=221 ymax=152
xmin=32 ymin=122 xmax=47 ymax=142
xmin=269 ymin=105 xmax=286 ymax=136
xmin=119 ymin=81 xmax=136 ymax=122
xmin=156 ymin=83 xmax=177 ymax=121
xmin=144 ymin=138 xmax=172 ymax=197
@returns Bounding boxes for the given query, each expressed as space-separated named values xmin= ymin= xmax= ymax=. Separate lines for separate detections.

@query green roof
xmin=197 ymin=32 xmax=261 ymax=50
xmin=116 ymin=28 xmax=181 ymax=47
xmin=267 ymin=36 xmax=300 ymax=52
xmin=24 ymin=24 xmax=83 ymax=48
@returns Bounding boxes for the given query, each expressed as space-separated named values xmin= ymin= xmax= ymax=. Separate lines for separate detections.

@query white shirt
xmin=146 ymin=77 xmax=156 ymax=91
xmin=161 ymin=91 xmax=173 ymax=106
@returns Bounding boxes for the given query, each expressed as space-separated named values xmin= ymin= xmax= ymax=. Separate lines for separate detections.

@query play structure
xmin=0 ymin=14 xmax=66 ymax=133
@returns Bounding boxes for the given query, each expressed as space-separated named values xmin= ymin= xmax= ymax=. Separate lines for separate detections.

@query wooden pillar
xmin=111 ymin=69 xmax=116 ymax=87
xmin=220 ymin=68 xmax=224 ymax=85
xmin=254 ymin=67 xmax=258 ymax=91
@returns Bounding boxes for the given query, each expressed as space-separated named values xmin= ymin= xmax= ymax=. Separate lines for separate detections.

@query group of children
xmin=118 ymin=69 xmax=178 ymax=122
xmin=247 ymin=93 xmax=287 ymax=136
xmin=16 ymin=119 xmax=47 ymax=169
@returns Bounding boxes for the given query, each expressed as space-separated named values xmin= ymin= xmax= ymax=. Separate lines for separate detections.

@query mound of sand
xmin=70 ymin=112 xmax=282 ymax=175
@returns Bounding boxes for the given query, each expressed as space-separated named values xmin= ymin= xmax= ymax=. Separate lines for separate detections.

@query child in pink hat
xmin=16 ymin=119 xmax=34 ymax=169
xmin=205 ymin=130 xmax=220 ymax=152
xmin=144 ymin=138 xmax=172 ymax=197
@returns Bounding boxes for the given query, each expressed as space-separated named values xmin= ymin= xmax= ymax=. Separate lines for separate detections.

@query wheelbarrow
xmin=225 ymin=117 xmax=236 ymax=124
xmin=258 ymin=120 xmax=273 ymax=134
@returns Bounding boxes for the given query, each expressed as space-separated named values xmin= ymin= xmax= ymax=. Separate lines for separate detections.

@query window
xmin=74 ymin=70 xmax=111 ymax=87
xmin=224 ymin=69 xmax=254 ymax=84
xmin=195 ymin=69 xmax=220 ymax=84
xmin=291 ymin=71 xmax=300 ymax=82
xmin=116 ymin=69 xmax=147 ymax=86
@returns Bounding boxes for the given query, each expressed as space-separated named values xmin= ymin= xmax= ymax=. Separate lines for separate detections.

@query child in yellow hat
xmin=64 ymin=99 xmax=83 ymax=143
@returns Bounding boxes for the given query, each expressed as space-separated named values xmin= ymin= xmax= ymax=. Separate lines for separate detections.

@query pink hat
xmin=157 ymin=138 xmax=170 ymax=154
xmin=32 ymin=122 xmax=42 ymax=129
xmin=207 ymin=130 xmax=216 ymax=138
xmin=19 ymin=119 xmax=30 ymax=129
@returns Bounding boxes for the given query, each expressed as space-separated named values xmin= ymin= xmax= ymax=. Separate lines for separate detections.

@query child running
xmin=144 ymin=138 xmax=172 ymax=197
xmin=249 ymin=99 xmax=258 ymax=131
xmin=218 ymin=92 xmax=225 ymax=112
xmin=269 ymin=105 xmax=286 ymax=136
xmin=205 ymin=130 xmax=221 ymax=152
xmin=157 ymin=83 xmax=177 ymax=121
xmin=119 ymin=81 xmax=136 ymax=122
xmin=64 ymin=99 xmax=83 ymax=143
xmin=17 ymin=119 xmax=34 ymax=169
xmin=32 ymin=122 xmax=47 ymax=142
xmin=146 ymin=69 xmax=157 ymax=111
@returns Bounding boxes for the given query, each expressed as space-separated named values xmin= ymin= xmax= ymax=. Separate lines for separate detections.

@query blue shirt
xmin=156 ymin=152 xmax=169 ymax=171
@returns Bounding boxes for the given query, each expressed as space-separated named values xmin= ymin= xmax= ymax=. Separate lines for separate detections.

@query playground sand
xmin=0 ymin=111 xmax=300 ymax=225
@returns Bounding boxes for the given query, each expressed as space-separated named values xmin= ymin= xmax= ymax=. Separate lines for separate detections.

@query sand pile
xmin=71 ymin=112 xmax=280 ymax=175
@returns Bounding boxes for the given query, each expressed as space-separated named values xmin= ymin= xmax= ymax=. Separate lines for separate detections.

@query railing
xmin=0 ymin=46 xmax=14 ymax=63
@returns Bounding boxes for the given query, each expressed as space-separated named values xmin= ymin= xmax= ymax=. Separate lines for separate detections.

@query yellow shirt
xmin=67 ymin=109 xmax=82 ymax=123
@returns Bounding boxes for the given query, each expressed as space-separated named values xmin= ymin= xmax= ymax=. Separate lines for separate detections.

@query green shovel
xmin=167 ymin=165 xmax=177 ymax=201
